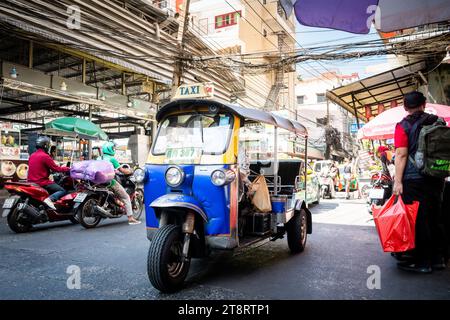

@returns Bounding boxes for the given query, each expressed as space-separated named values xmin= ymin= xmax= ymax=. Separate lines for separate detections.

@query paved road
xmin=0 ymin=194 xmax=449 ymax=300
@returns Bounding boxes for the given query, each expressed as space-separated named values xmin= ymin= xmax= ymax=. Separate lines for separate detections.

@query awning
xmin=326 ymin=61 xmax=427 ymax=121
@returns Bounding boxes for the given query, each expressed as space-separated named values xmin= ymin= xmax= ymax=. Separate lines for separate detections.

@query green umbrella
xmin=45 ymin=117 xmax=109 ymax=140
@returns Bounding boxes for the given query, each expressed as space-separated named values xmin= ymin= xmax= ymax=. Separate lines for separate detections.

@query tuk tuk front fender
xmin=150 ymin=193 xmax=208 ymax=222
xmin=294 ymin=200 xmax=312 ymax=234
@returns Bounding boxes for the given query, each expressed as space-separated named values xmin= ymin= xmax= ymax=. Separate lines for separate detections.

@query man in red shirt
xmin=393 ymin=91 xmax=446 ymax=273
xmin=28 ymin=136 xmax=70 ymax=210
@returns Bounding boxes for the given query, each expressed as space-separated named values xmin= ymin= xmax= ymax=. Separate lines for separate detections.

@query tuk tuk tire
xmin=147 ymin=224 xmax=191 ymax=293
xmin=7 ymin=204 xmax=32 ymax=233
xmin=287 ymin=209 xmax=307 ymax=253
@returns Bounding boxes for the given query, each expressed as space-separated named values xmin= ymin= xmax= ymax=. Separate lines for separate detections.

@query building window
xmin=215 ymin=11 xmax=241 ymax=29
xmin=297 ymin=95 xmax=304 ymax=105
xmin=316 ymin=93 xmax=326 ymax=103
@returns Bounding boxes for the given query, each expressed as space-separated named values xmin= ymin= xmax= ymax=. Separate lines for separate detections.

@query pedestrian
xmin=393 ymin=91 xmax=447 ymax=273
xmin=343 ymin=158 xmax=353 ymax=199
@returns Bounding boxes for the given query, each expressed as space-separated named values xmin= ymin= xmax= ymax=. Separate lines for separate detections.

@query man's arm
xmin=393 ymin=147 xmax=408 ymax=195
xmin=118 ymin=166 xmax=132 ymax=175
xmin=43 ymin=154 xmax=70 ymax=172
xmin=110 ymin=157 xmax=132 ymax=175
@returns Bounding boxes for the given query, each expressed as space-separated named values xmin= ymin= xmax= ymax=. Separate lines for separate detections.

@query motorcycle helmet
xmin=36 ymin=136 xmax=51 ymax=152
xmin=102 ymin=141 xmax=116 ymax=156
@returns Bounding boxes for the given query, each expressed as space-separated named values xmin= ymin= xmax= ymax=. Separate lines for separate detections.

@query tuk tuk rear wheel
xmin=287 ymin=209 xmax=307 ymax=253
xmin=147 ymin=224 xmax=191 ymax=293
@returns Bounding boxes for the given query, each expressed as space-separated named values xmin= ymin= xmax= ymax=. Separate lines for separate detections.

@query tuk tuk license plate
xmin=165 ymin=147 xmax=202 ymax=164
xmin=369 ymin=188 xmax=384 ymax=199
xmin=2 ymin=198 xmax=17 ymax=209
xmin=74 ymin=193 xmax=88 ymax=203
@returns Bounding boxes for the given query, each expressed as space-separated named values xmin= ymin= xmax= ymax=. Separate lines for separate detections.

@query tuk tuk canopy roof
xmin=156 ymin=99 xmax=308 ymax=136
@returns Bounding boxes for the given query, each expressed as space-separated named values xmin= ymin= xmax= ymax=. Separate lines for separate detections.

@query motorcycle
xmin=367 ymin=171 xmax=393 ymax=214
xmin=1 ymin=172 xmax=80 ymax=233
xmin=319 ymin=174 xmax=334 ymax=199
xmin=75 ymin=167 xmax=144 ymax=229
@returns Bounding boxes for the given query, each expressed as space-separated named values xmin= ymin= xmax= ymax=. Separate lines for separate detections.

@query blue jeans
xmin=44 ymin=183 xmax=67 ymax=201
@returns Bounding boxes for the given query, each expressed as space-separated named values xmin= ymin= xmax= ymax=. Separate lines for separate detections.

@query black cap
xmin=404 ymin=91 xmax=426 ymax=109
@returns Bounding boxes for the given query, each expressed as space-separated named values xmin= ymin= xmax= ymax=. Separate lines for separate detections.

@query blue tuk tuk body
xmin=144 ymin=163 xmax=239 ymax=249
xmin=143 ymin=99 xmax=312 ymax=292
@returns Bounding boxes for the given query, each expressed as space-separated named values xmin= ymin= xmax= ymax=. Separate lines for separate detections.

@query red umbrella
xmin=357 ymin=103 xmax=450 ymax=140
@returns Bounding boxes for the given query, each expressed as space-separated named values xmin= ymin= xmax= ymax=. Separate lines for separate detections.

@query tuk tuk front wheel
xmin=147 ymin=224 xmax=191 ymax=293
xmin=287 ymin=209 xmax=307 ymax=253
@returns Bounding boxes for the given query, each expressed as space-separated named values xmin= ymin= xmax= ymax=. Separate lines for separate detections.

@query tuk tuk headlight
xmin=133 ymin=168 xmax=146 ymax=183
xmin=165 ymin=166 xmax=184 ymax=187
xmin=211 ymin=169 xmax=235 ymax=186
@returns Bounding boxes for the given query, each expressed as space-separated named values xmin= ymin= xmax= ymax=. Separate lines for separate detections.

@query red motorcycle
xmin=1 ymin=173 xmax=80 ymax=233
xmin=367 ymin=171 xmax=393 ymax=214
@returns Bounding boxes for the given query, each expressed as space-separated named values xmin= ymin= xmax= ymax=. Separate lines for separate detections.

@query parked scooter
xmin=1 ymin=172 xmax=80 ymax=233
xmin=75 ymin=167 xmax=144 ymax=229
xmin=367 ymin=171 xmax=393 ymax=214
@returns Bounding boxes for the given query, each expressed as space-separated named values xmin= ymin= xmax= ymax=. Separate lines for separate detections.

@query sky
xmin=294 ymin=22 xmax=387 ymax=80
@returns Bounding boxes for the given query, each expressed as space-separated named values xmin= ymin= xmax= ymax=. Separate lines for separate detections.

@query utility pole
xmin=324 ymin=94 xmax=331 ymax=160
xmin=171 ymin=0 xmax=191 ymax=97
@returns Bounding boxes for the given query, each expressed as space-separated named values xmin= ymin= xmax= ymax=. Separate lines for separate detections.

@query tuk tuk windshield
xmin=152 ymin=113 xmax=233 ymax=156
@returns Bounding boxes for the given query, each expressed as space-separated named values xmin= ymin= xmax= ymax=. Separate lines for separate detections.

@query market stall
xmin=0 ymin=123 xmax=29 ymax=186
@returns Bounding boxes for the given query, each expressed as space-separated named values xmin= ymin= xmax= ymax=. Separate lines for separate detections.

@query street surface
xmin=0 ymin=191 xmax=449 ymax=300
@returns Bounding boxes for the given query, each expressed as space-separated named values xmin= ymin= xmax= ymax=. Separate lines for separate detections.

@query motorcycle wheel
xmin=147 ymin=225 xmax=191 ymax=293
xmin=361 ymin=185 xmax=370 ymax=198
xmin=7 ymin=204 xmax=32 ymax=233
xmin=321 ymin=188 xmax=326 ymax=199
xmin=132 ymin=189 xmax=144 ymax=220
xmin=79 ymin=198 xmax=102 ymax=229
xmin=69 ymin=215 xmax=80 ymax=225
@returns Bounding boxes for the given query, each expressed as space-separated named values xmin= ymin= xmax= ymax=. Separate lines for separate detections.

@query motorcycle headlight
xmin=211 ymin=169 xmax=235 ymax=186
xmin=133 ymin=168 xmax=146 ymax=183
xmin=165 ymin=166 xmax=184 ymax=187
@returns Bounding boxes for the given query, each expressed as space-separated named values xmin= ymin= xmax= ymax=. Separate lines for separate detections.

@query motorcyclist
xmin=320 ymin=162 xmax=339 ymax=198
xmin=27 ymin=136 xmax=70 ymax=210
xmin=376 ymin=145 xmax=393 ymax=178
xmin=101 ymin=141 xmax=141 ymax=225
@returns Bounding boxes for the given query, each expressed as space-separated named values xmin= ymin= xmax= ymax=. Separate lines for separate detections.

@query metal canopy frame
xmin=326 ymin=61 xmax=428 ymax=121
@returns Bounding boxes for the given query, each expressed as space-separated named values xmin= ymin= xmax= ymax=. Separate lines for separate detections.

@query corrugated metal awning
xmin=326 ymin=60 xmax=427 ymax=121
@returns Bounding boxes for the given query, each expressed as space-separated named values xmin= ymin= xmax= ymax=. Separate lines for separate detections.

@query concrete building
xmin=189 ymin=0 xmax=297 ymax=111
xmin=295 ymin=71 xmax=360 ymax=158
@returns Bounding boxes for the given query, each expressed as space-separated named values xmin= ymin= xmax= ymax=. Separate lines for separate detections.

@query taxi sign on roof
xmin=173 ymin=82 xmax=214 ymax=99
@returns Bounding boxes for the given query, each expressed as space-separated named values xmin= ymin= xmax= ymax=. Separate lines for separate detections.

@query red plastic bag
xmin=372 ymin=195 xmax=419 ymax=252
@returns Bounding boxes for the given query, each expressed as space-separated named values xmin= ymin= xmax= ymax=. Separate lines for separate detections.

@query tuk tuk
xmin=143 ymin=99 xmax=312 ymax=292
